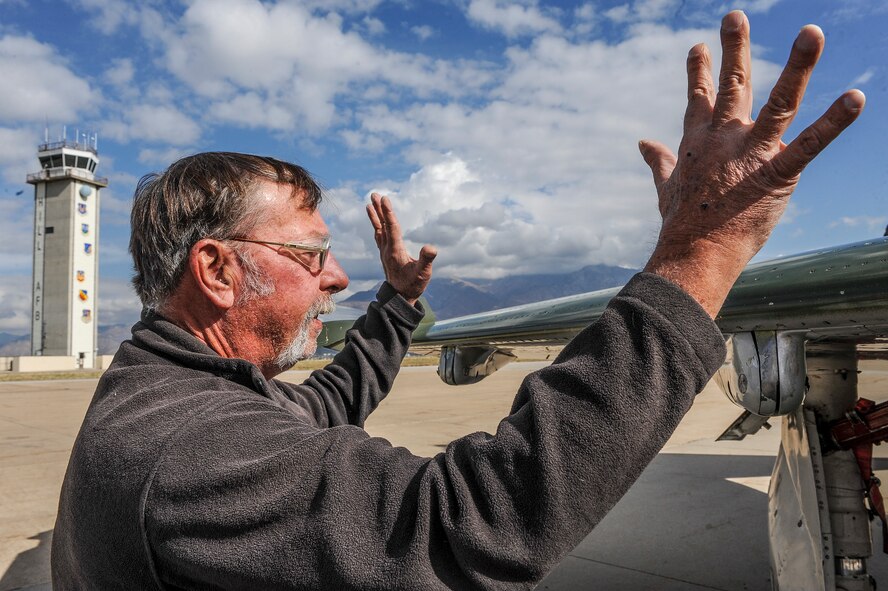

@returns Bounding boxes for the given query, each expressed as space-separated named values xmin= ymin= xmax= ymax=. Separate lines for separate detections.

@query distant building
xmin=26 ymin=132 xmax=107 ymax=369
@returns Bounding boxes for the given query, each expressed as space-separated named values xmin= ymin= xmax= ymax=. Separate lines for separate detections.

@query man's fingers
xmin=639 ymin=140 xmax=676 ymax=193
xmin=379 ymin=196 xmax=403 ymax=242
xmin=366 ymin=197 xmax=382 ymax=230
xmin=684 ymin=43 xmax=715 ymax=133
xmin=367 ymin=193 xmax=389 ymax=251
xmin=770 ymin=90 xmax=865 ymax=180
xmin=749 ymin=25 xmax=824 ymax=149
xmin=418 ymin=244 xmax=437 ymax=266
xmin=712 ymin=11 xmax=753 ymax=126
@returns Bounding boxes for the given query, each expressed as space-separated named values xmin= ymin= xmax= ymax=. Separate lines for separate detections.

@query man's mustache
xmin=309 ymin=295 xmax=336 ymax=317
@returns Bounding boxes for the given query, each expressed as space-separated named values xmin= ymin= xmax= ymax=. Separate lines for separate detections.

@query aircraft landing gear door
xmin=770 ymin=343 xmax=874 ymax=591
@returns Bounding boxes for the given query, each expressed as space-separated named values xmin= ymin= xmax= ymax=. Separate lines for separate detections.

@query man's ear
xmin=188 ymin=239 xmax=238 ymax=310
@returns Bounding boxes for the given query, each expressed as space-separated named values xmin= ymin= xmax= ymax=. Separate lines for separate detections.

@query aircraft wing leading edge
xmin=414 ymin=237 xmax=888 ymax=349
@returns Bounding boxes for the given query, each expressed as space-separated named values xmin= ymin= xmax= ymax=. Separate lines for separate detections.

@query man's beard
xmin=273 ymin=294 xmax=335 ymax=371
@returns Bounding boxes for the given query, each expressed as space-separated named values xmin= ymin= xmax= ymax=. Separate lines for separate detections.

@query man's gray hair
xmin=129 ymin=152 xmax=322 ymax=310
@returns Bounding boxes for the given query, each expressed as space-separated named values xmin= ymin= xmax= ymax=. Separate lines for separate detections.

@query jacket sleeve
xmin=274 ymin=281 xmax=425 ymax=428
xmin=144 ymin=273 xmax=726 ymax=591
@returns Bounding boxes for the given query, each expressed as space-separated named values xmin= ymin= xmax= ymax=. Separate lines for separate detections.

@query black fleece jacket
xmin=51 ymin=274 xmax=725 ymax=590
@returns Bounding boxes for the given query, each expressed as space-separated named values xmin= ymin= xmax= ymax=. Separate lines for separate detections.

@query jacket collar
xmin=129 ymin=309 xmax=272 ymax=394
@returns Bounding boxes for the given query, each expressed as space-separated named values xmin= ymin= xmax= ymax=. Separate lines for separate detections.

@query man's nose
xmin=321 ymin=253 xmax=349 ymax=294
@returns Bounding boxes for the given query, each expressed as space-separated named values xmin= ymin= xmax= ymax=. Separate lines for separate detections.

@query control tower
xmin=26 ymin=133 xmax=107 ymax=368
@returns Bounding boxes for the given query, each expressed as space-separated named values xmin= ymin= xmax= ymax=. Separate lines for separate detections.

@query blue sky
xmin=0 ymin=0 xmax=885 ymax=333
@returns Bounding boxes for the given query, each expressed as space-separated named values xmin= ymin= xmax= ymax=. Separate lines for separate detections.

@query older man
xmin=52 ymin=12 xmax=863 ymax=590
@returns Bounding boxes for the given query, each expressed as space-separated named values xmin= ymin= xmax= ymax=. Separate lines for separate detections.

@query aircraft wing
xmin=414 ymin=237 xmax=888 ymax=347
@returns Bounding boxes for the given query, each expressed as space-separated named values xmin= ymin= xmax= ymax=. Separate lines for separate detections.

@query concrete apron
xmin=2 ymin=362 xmax=887 ymax=590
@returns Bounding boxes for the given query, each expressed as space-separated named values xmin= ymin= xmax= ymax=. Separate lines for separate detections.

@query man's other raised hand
xmin=366 ymin=193 xmax=437 ymax=305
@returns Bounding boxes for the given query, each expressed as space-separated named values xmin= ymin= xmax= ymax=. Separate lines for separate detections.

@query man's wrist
xmin=643 ymin=237 xmax=749 ymax=318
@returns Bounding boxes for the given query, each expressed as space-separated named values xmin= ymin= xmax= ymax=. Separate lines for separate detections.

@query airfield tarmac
xmin=2 ymin=361 xmax=888 ymax=590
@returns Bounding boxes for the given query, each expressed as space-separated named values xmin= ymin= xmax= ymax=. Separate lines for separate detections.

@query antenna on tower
xmin=44 ymin=118 xmax=49 ymax=143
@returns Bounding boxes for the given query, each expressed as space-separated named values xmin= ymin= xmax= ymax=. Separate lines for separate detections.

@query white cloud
xmin=0 ymin=191 xmax=33 ymax=273
xmin=137 ymin=146 xmax=194 ymax=166
xmin=0 ymin=0 xmax=803 ymax=284
xmin=100 ymin=185 xmax=136 ymax=225
xmin=604 ymin=4 xmax=632 ymax=23
xmin=851 ymin=68 xmax=875 ymax=86
xmin=0 ymin=274 xmax=30 ymax=333
xmin=721 ymin=0 xmax=783 ymax=14
xmin=154 ymin=0 xmax=494 ymax=134
xmin=602 ymin=0 xmax=781 ymax=25
xmin=104 ymin=104 xmax=201 ymax=146
xmin=776 ymin=201 xmax=804 ymax=225
xmin=70 ymin=0 xmax=141 ymax=34
xmin=105 ymin=58 xmax=135 ymax=87
xmin=572 ymin=3 xmax=598 ymax=35
xmin=0 ymin=126 xmax=40 ymax=183
xmin=466 ymin=0 xmax=563 ymax=38
xmin=633 ymin=0 xmax=682 ymax=21
xmin=0 ymin=127 xmax=40 ymax=284
xmin=362 ymin=16 xmax=386 ymax=36
xmin=338 ymin=22 xmax=785 ymax=277
xmin=210 ymin=92 xmax=299 ymax=131
xmin=300 ymin=0 xmax=384 ymax=13
xmin=575 ymin=3 xmax=596 ymax=21
xmin=828 ymin=216 xmax=888 ymax=232
xmin=96 ymin=276 xmax=142 ymax=327
xmin=52 ymin=0 xmax=788 ymax=280
xmin=0 ymin=35 xmax=97 ymax=124
xmin=411 ymin=25 xmax=435 ymax=41
xmin=826 ymin=0 xmax=888 ymax=21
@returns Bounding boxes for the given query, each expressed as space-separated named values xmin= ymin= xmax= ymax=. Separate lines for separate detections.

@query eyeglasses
xmin=228 ymin=236 xmax=331 ymax=273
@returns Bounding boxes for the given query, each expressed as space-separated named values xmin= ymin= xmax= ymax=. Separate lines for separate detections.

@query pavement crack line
xmin=567 ymin=554 xmax=736 ymax=590
xmin=0 ymin=416 xmax=74 ymax=440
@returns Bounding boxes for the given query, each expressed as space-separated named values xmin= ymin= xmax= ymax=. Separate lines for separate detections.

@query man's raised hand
xmin=366 ymin=193 xmax=437 ymax=305
xmin=641 ymin=10 xmax=865 ymax=317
